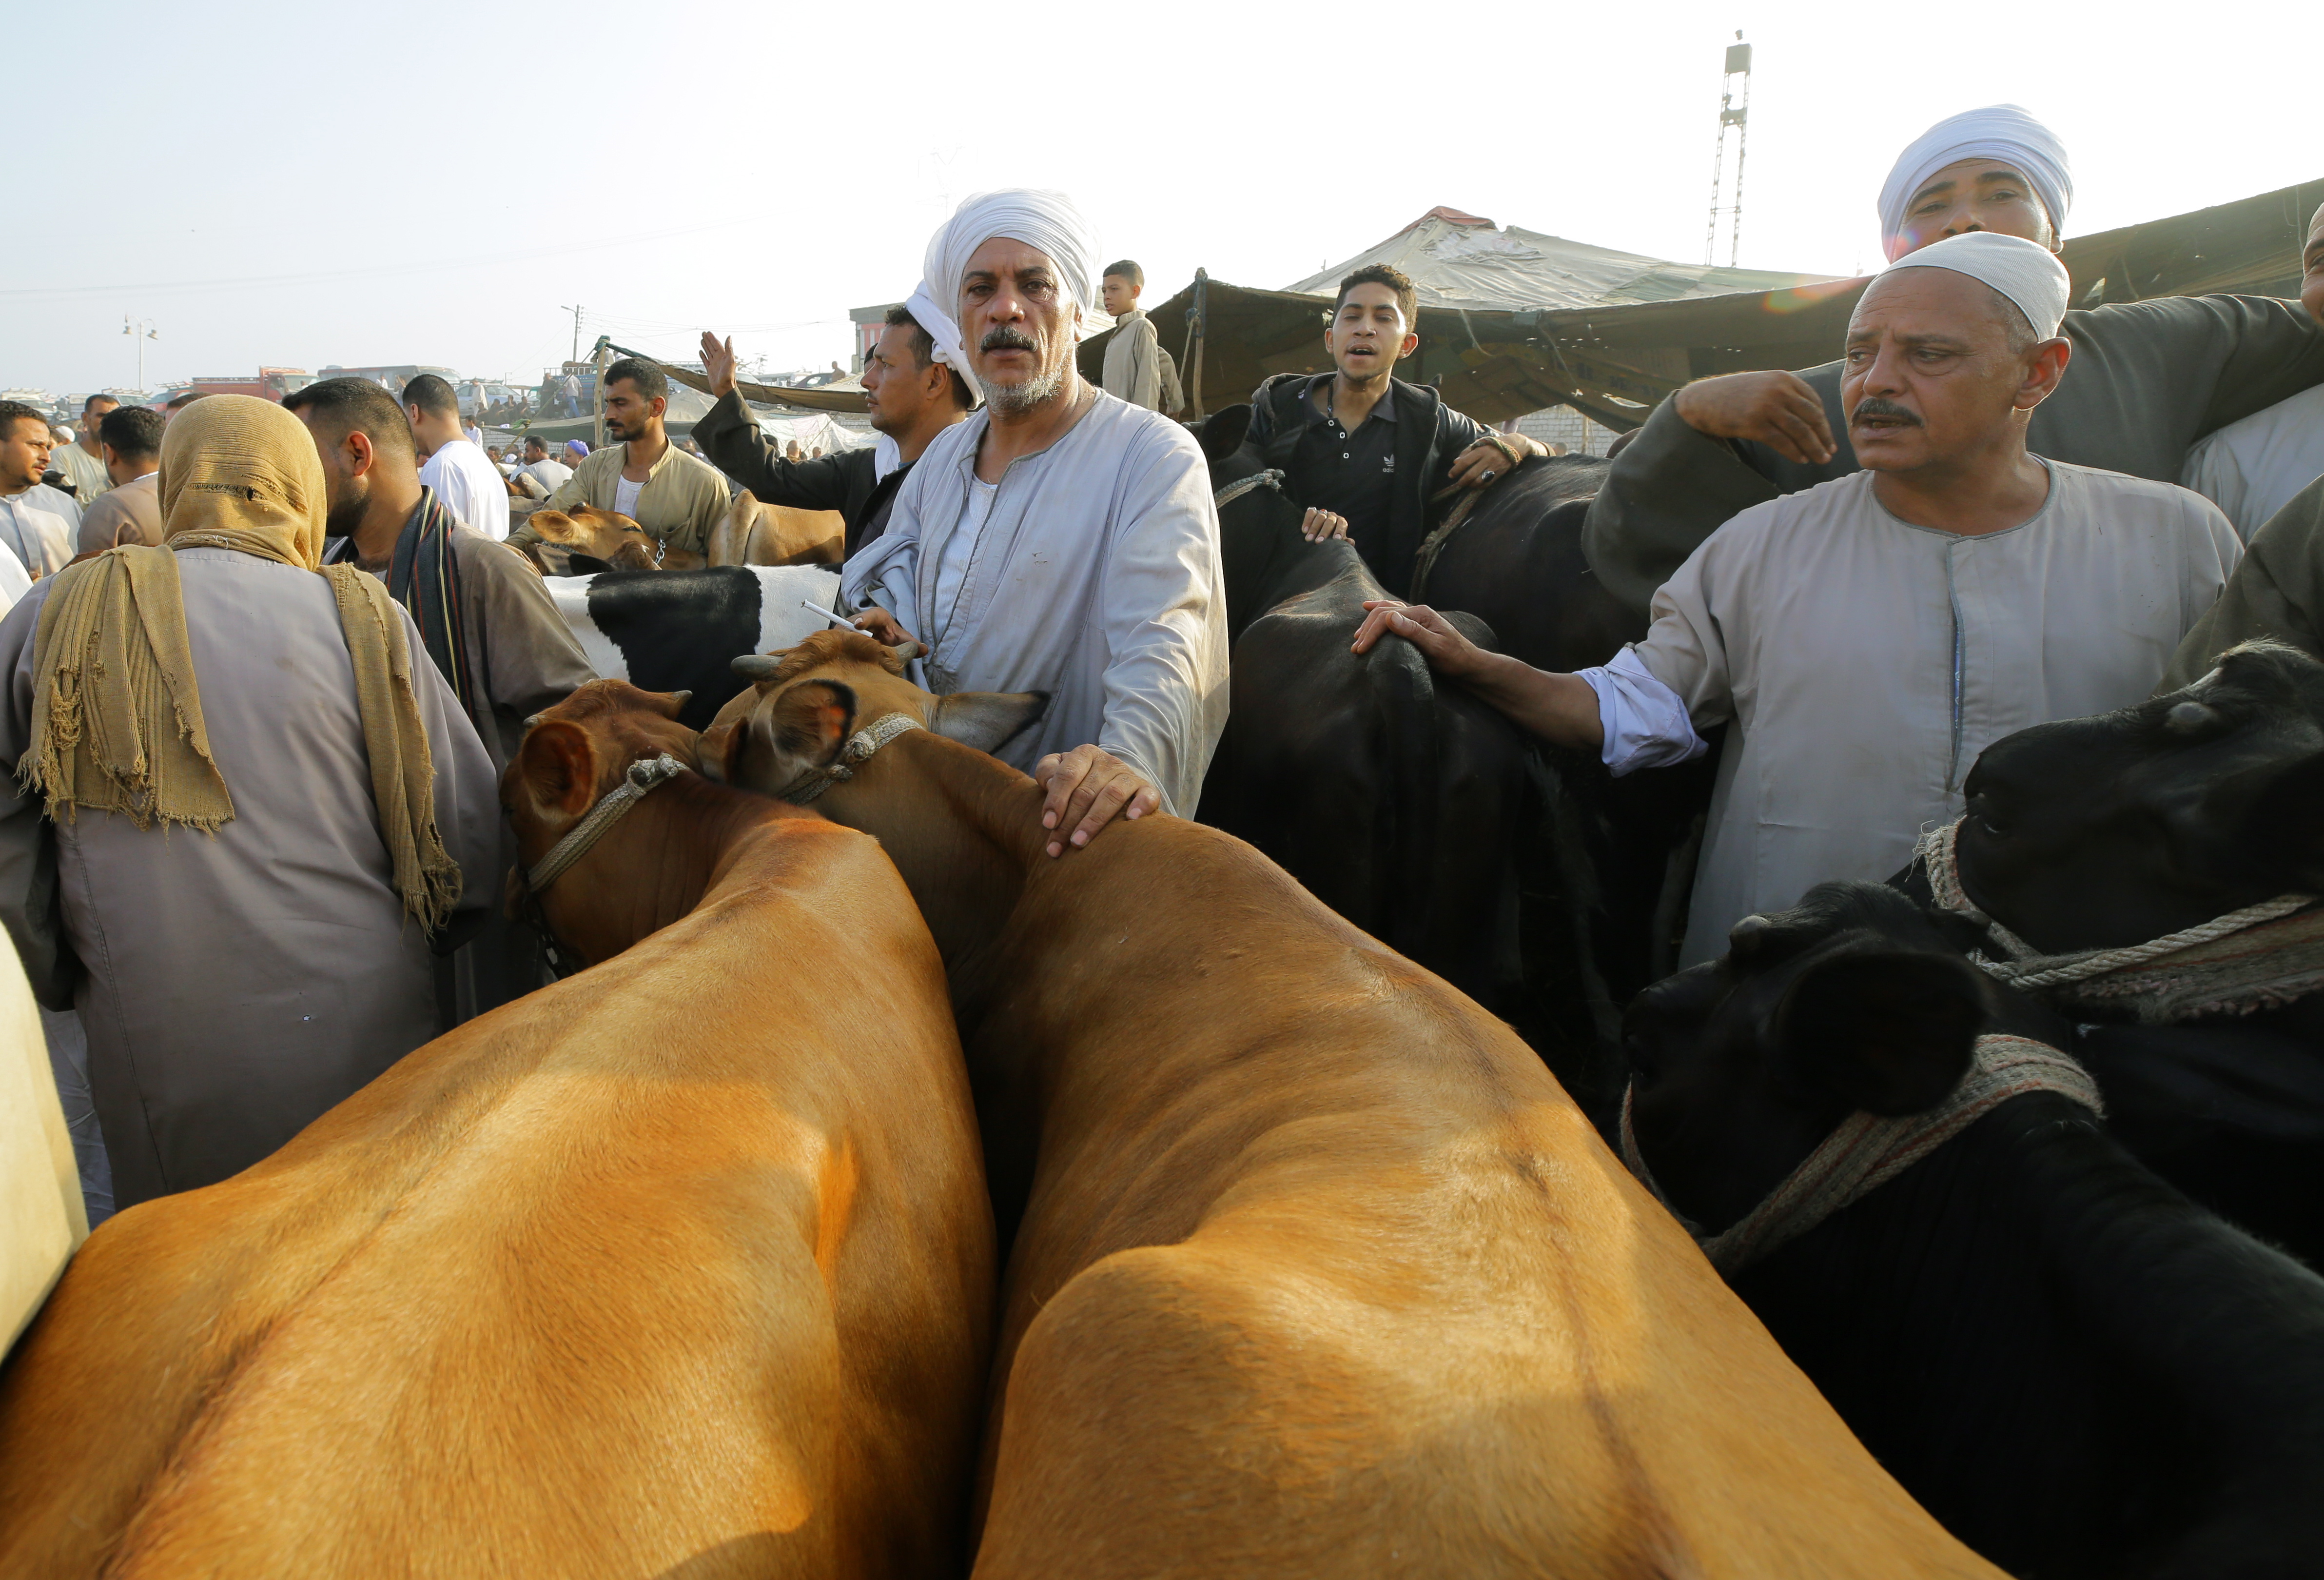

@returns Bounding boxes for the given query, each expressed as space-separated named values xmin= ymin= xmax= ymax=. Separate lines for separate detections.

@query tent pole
xmin=1187 ymin=269 xmax=1209 ymax=421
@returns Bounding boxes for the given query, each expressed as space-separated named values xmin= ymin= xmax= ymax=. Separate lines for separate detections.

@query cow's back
xmin=967 ymin=818 xmax=2002 ymax=1578
xmin=0 ymin=817 xmax=992 ymax=1580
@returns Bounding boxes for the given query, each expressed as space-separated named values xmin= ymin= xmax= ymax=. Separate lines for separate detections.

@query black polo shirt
xmin=1284 ymin=375 xmax=1401 ymax=555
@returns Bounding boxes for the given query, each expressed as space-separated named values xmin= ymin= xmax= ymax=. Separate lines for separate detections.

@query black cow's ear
xmin=1773 ymin=952 xmax=1983 ymax=1117
xmin=1200 ymin=405 xmax=1253 ymax=462
xmin=929 ymin=691 xmax=1049 ymax=753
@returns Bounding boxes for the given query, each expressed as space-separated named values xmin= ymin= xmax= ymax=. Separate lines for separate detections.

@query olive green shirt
xmin=519 ymin=437 xmax=732 ymax=559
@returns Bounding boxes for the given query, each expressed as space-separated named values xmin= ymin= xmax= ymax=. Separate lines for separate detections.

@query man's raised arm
xmin=691 ymin=331 xmax=855 ymax=512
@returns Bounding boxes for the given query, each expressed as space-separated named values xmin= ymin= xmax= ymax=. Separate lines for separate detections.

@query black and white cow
xmin=546 ymin=566 xmax=842 ymax=730
xmin=1624 ymin=880 xmax=2324 ymax=1580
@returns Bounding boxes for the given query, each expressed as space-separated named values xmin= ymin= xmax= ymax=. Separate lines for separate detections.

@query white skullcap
xmin=906 ymin=188 xmax=1102 ymax=408
xmin=1882 ymin=230 xmax=2072 ymax=340
xmin=1876 ymin=104 xmax=2072 ymax=254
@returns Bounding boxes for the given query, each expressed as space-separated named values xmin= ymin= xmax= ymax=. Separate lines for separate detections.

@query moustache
xmin=980 ymin=327 xmax=1039 ymax=353
xmin=1851 ymin=397 xmax=1923 ymax=428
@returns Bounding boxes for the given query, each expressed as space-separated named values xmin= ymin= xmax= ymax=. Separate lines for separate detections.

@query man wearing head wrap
xmin=1583 ymin=104 xmax=2324 ymax=619
xmin=691 ymin=304 xmax=974 ymax=557
xmin=1358 ymin=233 xmax=2241 ymax=964
xmin=842 ymin=189 xmax=1228 ymax=841
xmin=2163 ymin=203 xmax=2324 ymax=686
xmin=0 ymin=395 xmax=501 ymax=1209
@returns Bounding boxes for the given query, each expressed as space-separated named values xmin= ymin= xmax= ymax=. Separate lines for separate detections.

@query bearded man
xmin=1358 ymin=234 xmax=2241 ymax=965
xmin=1584 ymin=104 xmax=2324 ymax=616
xmin=842 ymin=189 xmax=1227 ymax=851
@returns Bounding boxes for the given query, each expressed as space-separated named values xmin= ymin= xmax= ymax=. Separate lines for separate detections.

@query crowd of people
xmin=0 ymin=100 xmax=2320 ymax=1245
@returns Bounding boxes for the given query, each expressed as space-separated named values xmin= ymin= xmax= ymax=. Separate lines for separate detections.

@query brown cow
xmin=521 ymin=503 xmax=699 ymax=572
xmin=0 ymin=679 xmax=994 ymax=1580
xmin=700 ymin=631 xmax=2007 ymax=1579
xmin=713 ymin=490 xmax=846 ymax=568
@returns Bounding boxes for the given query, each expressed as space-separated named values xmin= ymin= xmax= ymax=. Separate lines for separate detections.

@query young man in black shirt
xmin=693 ymin=306 xmax=973 ymax=555
xmin=1246 ymin=263 xmax=1539 ymax=598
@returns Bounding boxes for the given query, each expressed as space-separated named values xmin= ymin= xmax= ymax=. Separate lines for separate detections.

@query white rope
xmin=776 ymin=711 xmax=923 ymax=805
xmin=1621 ymin=1033 xmax=2103 ymax=1277
xmin=526 ymin=753 xmax=689 ymax=895
xmin=1914 ymin=819 xmax=2317 ymax=990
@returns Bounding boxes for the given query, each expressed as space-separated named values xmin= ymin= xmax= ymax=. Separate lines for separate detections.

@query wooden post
xmin=592 ymin=341 xmax=610 ymax=451
xmin=1186 ymin=268 xmax=1210 ymax=422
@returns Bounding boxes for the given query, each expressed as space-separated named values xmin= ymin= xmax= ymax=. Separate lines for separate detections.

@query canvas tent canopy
xmin=1089 ymin=181 xmax=2324 ymax=432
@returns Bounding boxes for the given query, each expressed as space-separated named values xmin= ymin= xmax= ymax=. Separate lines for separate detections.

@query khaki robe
xmin=521 ymin=439 xmax=733 ymax=559
xmin=1635 ymin=462 xmax=2240 ymax=965
xmin=76 ymin=472 xmax=163 ymax=553
xmin=0 ymin=548 xmax=501 ymax=1207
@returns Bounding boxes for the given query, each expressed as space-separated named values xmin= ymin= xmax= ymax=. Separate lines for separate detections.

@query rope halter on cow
xmin=1914 ymin=819 xmax=2324 ymax=1023
xmin=1212 ymin=468 xmax=1285 ymax=510
xmin=1620 ymin=1033 xmax=2103 ymax=1277
xmin=775 ymin=712 xmax=924 ymax=805
xmin=526 ymin=753 xmax=689 ymax=895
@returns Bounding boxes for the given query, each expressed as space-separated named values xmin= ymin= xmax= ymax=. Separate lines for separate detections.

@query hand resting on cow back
xmin=1351 ymin=597 xmax=1608 ymax=746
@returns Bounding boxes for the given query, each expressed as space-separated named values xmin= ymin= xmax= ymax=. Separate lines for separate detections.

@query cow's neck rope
xmin=1620 ymin=1033 xmax=2102 ymax=1277
xmin=1914 ymin=820 xmax=2321 ymax=1008
xmin=526 ymin=753 xmax=690 ymax=894
xmin=1212 ymin=468 xmax=1284 ymax=510
xmin=777 ymin=711 xmax=923 ymax=804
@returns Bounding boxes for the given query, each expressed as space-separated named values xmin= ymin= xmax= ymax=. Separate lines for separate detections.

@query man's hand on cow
xmin=699 ymin=331 xmax=740 ymax=399
xmin=1350 ymin=599 xmax=1489 ymax=679
xmin=1447 ymin=434 xmax=1535 ymax=491
xmin=850 ymin=607 xmax=917 ymax=648
xmin=1301 ymin=507 xmax=1350 ymax=542
xmin=1672 ymin=371 xmax=1836 ymax=465
xmin=1032 ymin=744 xmax=1161 ymax=858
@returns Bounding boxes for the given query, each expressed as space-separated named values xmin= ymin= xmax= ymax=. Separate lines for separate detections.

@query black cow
xmin=1899 ymin=640 xmax=2324 ymax=1267
xmin=1625 ymin=880 xmax=2324 ymax=1580
xmin=1414 ymin=451 xmax=1720 ymax=1093
xmin=1194 ymin=407 xmax=1531 ymax=1018
xmin=545 ymin=565 xmax=840 ymax=731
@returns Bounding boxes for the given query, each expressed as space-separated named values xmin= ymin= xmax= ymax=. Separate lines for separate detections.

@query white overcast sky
xmin=5 ymin=0 xmax=2310 ymax=396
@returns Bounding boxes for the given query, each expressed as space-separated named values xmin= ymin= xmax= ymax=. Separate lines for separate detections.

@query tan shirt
xmin=1101 ymin=308 xmax=1163 ymax=412
xmin=1634 ymin=461 xmax=2241 ymax=965
xmin=535 ymin=437 xmax=731 ymax=557
xmin=77 ymin=472 xmax=162 ymax=553
xmin=53 ymin=442 xmax=108 ymax=508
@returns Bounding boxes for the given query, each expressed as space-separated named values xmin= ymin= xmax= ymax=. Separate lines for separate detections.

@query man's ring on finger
xmin=1481 ymin=469 xmax=1495 ymax=481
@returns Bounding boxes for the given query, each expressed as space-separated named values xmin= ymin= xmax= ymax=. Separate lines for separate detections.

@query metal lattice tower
xmin=1702 ymin=33 xmax=1753 ymax=267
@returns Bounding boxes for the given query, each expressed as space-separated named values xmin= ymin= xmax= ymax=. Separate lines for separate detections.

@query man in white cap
xmin=842 ymin=188 xmax=1227 ymax=852
xmin=1355 ymin=232 xmax=2242 ymax=964
xmin=1583 ymin=104 xmax=2324 ymax=617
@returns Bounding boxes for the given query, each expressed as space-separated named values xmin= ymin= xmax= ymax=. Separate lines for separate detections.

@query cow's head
xmin=1956 ymin=641 xmax=2324 ymax=953
xmin=1195 ymin=403 xmax=1346 ymax=635
xmin=529 ymin=505 xmax=701 ymax=572
xmin=1623 ymin=882 xmax=1993 ymax=1238
xmin=501 ymin=677 xmax=700 ymax=967
xmin=697 ymin=629 xmax=1046 ymax=797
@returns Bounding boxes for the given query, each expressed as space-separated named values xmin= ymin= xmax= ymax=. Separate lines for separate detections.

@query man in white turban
xmin=842 ymin=189 xmax=1228 ymax=849
xmin=1583 ymin=104 xmax=2324 ymax=619
xmin=1356 ymin=232 xmax=2242 ymax=964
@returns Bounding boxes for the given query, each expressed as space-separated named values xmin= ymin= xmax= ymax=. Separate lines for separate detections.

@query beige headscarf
xmin=19 ymin=394 xmax=462 ymax=931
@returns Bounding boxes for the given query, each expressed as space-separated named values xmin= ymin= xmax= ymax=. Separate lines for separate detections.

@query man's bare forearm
xmin=1455 ymin=651 xmax=1606 ymax=750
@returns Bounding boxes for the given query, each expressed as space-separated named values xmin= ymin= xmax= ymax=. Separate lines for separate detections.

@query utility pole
xmin=1702 ymin=33 xmax=1753 ymax=267
xmin=123 ymin=315 xmax=159 ymax=393
xmin=560 ymin=304 xmax=584 ymax=365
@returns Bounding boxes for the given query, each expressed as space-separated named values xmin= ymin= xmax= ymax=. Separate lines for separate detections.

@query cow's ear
xmin=696 ymin=688 xmax=759 ymax=784
xmin=1200 ymin=405 xmax=1253 ymax=462
xmin=530 ymin=511 xmax=580 ymax=545
xmin=515 ymin=720 xmax=601 ymax=821
xmin=1772 ymin=951 xmax=1983 ymax=1117
xmin=929 ymin=690 xmax=1049 ymax=753
xmin=741 ymin=679 xmax=857 ymax=795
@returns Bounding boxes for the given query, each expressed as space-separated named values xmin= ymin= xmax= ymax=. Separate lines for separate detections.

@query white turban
xmin=905 ymin=187 xmax=1102 ymax=408
xmin=1876 ymin=104 xmax=2072 ymax=255
xmin=1882 ymin=230 xmax=2072 ymax=340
